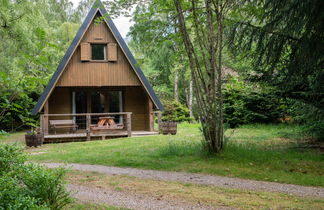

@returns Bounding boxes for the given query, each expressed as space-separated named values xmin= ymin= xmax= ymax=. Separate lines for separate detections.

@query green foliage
xmin=223 ymin=78 xmax=287 ymax=128
xmin=0 ymin=144 xmax=72 ymax=209
xmin=0 ymin=175 xmax=47 ymax=210
xmin=228 ymin=0 xmax=324 ymax=136
xmin=288 ymin=101 xmax=324 ymax=141
xmin=0 ymin=143 xmax=26 ymax=176
xmin=0 ymin=0 xmax=82 ymax=132
xmin=162 ymin=100 xmax=193 ymax=122
xmin=20 ymin=164 xmax=73 ymax=210
xmin=128 ymin=2 xmax=191 ymax=104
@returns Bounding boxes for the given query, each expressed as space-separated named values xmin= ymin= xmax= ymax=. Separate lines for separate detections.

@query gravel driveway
xmin=42 ymin=162 xmax=324 ymax=198
xmin=68 ymin=184 xmax=224 ymax=210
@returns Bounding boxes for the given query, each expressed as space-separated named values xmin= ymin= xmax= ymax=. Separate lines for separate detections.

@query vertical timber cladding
xmin=48 ymin=87 xmax=72 ymax=127
xmin=48 ymin=87 xmax=71 ymax=114
xmin=124 ymin=87 xmax=152 ymax=131
xmin=56 ymin=13 xmax=141 ymax=87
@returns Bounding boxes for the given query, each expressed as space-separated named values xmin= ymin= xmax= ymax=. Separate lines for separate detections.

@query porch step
xmin=132 ymin=131 xmax=159 ymax=136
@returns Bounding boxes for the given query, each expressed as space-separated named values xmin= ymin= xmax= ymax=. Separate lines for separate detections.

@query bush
xmin=223 ymin=78 xmax=287 ymax=128
xmin=0 ymin=143 xmax=26 ymax=176
xmin=0 ymin=175 xmax=47 ymax=210
xmin=0 ymin=144 xmax=72 ymax=209
xmin=288 ymin=101 xmax=324 ymax=141
xmin=161 ymin=100 xmax=193 ymax=122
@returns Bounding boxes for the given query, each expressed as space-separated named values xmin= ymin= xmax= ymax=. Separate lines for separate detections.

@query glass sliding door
xmin=108 ymin=91 xmax=123 ymax=123
xmin=72 ymin=91 xmax=87 ymax=129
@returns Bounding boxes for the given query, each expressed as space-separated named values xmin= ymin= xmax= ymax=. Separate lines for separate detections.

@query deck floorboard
xmin=44 ymin=131 xmax=159 ymax=140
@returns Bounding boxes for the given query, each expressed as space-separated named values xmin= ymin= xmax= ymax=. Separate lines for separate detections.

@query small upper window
xmin=91 ymin=44 xmax=106 ymax=60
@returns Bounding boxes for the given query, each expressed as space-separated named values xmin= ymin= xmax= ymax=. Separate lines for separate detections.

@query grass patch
xmin=21 ymin=123 xmax=324 ymax=186
xmin=65 ymin=202 xmax=127 ymax=210
xmin=0 ymin=131 xmax=26 ymax=145
xmin=66 ymin=170 xmax=324 ymax=209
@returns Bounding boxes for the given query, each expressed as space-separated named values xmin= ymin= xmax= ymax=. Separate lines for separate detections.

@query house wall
xmin=124 ymin=87 xmax=150 ymax=131
xmin=48 ymin=87 xmax=71 ymax=114
xmin=47 ymin=87 xmax=152 ymax=131
xmin=56 ymin=13 xmax=141 ymax=87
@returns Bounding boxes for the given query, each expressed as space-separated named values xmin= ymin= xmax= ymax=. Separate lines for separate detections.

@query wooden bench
xmin=49 ymin=120 xmax=78 ymax=134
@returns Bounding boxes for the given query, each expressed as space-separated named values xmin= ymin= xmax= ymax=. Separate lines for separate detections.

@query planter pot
xmin=25 ymin=134 xmax=43 ymax=147
xmin=160 ymin=122 xmax=177 ymax=135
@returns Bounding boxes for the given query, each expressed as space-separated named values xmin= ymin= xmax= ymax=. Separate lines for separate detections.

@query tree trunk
xmin=174 ymin=70 xmax=179 ymax=102
xmin=174 ymin=0 xmax=226 ymax=153
xmin=188 ymin=80 xmax=193 ymax=118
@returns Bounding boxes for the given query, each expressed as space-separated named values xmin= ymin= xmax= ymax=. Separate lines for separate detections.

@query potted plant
xmin=25 ymin=128 xmax=43 ymax=147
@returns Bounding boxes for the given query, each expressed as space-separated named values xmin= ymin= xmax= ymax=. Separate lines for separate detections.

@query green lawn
xmin=16 ymin=123 xmax=324 ymax=187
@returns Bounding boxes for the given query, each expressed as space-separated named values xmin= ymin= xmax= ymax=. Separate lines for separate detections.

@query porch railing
xmin=40 ymin=112 xmax=132 ymax=139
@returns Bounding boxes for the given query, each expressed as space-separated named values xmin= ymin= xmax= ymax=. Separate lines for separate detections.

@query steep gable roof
xmin=32 ymin=0 xmax=163 ymax=115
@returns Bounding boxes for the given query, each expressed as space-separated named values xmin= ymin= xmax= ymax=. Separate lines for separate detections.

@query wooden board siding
xmin=56 ymin=16 xmax=141 ymax=87
xmin=124 ymin=87 xmax=150 ymax=131
xmin=48 ymin=87 xmax=71 ymax=114
xmin=48 ymin=88 xmax=72 ymax=131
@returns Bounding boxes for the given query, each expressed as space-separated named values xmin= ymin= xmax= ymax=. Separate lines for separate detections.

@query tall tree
xmin=229 ymin=0 xmax=324 ymax=138
xmin=127 ymin=2 xmax=191 ymax=102
xmin=229 ymin=0 xmax=323 ymax=109
xmin=173 ymin=0 xmax=235 ymax=153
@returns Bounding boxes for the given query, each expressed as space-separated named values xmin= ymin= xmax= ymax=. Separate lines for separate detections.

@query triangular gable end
xmin=32 ymin=0 xmax=164 ymax=115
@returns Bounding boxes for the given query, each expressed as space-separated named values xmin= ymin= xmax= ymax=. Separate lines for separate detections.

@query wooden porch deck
xmin=43 ymin=131 xmax=159 ymax=143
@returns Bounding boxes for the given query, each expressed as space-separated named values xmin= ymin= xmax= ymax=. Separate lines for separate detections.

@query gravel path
xmin=68 ymin=184 xmax=222 ymax=210
xmin=43 ymin=162 xmax=324 ymax=198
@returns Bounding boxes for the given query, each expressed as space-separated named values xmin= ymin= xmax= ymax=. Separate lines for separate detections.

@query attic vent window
xmin=91 ymin=44 xmax=106 ymax=60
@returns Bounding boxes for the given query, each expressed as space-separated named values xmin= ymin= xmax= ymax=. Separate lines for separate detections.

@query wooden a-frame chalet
xmin=32 ymin=0 xmax=163 ymax=142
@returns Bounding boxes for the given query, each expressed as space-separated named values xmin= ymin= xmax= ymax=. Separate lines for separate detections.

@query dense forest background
xmin=0 ymin=0 xmax=323 ymax=140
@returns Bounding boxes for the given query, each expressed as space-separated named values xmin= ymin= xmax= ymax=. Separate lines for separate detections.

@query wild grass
xmin=22 ymin=123 xmax=324 ymax=186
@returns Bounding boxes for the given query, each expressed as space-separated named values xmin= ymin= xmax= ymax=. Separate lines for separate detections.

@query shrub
xmin=0 ymin=144 xmax=72 ymax=209
xmin=288 ymin=101 xmax=324 ymax=141
xmin=223 ymin=78 xmax=287 ymax=128
xmin=161 ymin=100 xmax=193 ymax=122
xmin=0 ymin=175 xmax=47 ymax=210
xmin=0 ymin=143 xmax=26 ymax=176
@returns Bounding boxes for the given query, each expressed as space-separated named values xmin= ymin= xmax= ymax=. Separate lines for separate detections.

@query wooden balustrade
xmin=40 ymin=112 xmax=133 ymax=138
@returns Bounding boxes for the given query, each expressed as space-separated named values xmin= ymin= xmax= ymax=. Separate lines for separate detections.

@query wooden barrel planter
xmin=25 ymin=134 xmax=43 ymax=147
xmin=160 ymin=121 xmax=177 ymax=135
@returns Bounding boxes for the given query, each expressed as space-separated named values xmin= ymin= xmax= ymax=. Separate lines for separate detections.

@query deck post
xmin=127 ymin=113 xmax=132 ymax=137
xmin=43 ymin=101 xmax=49 ymax=135
xmin=157 ymin=112 xmax=162 ymax=134
xmin=86 ymin=114 xmax=91 ymax=141
xmin=147 ymin=98 xmax=154 ymax=131
xmin=40 ymin=114 xmax=44 ymax=133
